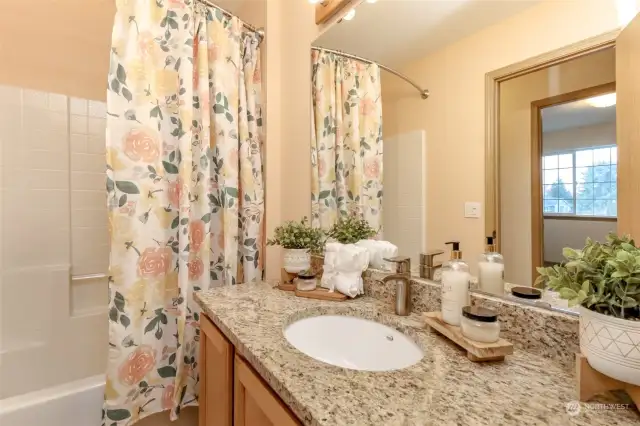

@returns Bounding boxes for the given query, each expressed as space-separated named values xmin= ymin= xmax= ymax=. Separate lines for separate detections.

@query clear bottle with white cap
xmin=441 ymin=241 xmax=470 ymax=326
xmin=478 ymin=236 xmax=504 ymax=296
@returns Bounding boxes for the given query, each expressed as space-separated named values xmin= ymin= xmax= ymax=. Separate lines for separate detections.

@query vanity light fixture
xmin=343 ymin=8 xmax=356 ymax=20
xmin=585 ymin=93 xmax=616 ymax=108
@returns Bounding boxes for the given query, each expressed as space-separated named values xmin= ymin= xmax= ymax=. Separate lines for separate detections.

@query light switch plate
xmin=464 ymin=202 xmax=481 ymax=219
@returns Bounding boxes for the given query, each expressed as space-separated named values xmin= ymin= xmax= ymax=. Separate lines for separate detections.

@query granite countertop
xmin=194 ymin=282 xmax=639 ymax=426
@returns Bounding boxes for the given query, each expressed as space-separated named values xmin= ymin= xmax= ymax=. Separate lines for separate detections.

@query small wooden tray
xmin=423 ymin=312 xmax=513 ymax=362
xmin=278 ymin=268 xmax=347 ymax=301
xmin=295 ymin=287 xmax=347 ymax=301
xmin=576 ymin=353 xmax=640 ymax=408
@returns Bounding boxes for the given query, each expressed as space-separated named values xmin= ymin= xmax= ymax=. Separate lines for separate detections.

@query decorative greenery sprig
xmin=535 ymin=233 xmax=640 ymax=320
xmin=327 ymin=213 xmax=377 ymax=245
xmin=266 ymin=217 xmax=324 ymax=253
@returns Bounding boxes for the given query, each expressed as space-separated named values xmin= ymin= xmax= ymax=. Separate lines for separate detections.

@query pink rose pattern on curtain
xmin=103 ymin=1 xmax=264 ymax=424
xmin=310 ymin=49 xmax=383 ymax=232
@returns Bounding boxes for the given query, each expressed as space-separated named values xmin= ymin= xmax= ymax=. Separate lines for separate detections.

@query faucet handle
xmin=383 ymin=256 xmax=411 ymax=273
xmin=420 ymin=250 xmax=444 ymax=267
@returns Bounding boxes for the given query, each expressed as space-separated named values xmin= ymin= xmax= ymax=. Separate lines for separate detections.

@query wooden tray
xmin=277 ymin=268 xmax=347 ymax=301
xmin=295 ymin=287 xmax=347 ymax=301
xmin=576 ymin=353 xmax=640 ymax=408
xmin=423 ymin=312 xmax=513 ymax=362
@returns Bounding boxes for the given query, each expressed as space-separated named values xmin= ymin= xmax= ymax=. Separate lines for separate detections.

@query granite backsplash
xmin=362 ymin=269 xmax=580 ymax=370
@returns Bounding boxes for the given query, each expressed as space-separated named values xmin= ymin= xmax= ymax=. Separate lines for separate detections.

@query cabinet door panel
xmin=199 ymin=315 xmax=233 ymax=426
xmin=234 ymin=355 xmax=300 ymax=426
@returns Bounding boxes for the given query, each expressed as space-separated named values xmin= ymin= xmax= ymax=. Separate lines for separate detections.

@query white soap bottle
xmin=441 ymin=241 xmax=470 ymax=326
xmin=478 ymin=236 xmax=504 ymax=296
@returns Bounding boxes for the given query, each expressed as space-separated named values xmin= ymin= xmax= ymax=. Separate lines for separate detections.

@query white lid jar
xmin=460 ymin=306 xmax=500 ymax=343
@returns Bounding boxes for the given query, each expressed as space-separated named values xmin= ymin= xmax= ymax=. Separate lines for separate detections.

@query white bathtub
xmin=0 ymin=375 xmax=104 ymax=426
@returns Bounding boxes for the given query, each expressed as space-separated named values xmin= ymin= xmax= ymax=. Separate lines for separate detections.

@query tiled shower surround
xmin=0 ymin=85 xmax=109 ymax=398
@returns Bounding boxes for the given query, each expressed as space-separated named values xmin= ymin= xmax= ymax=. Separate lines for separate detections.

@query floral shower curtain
xmin=103 ymin=1 xmax=264 ymax=424
xmin=310 ymin=49 xmax=383 ymax=232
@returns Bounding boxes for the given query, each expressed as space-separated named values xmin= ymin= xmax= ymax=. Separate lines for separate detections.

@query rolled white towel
xmin=320 ymin=270 xmax=336 ymax=290
xmin=320 ymin=242 xmax=341 ymax=289
xmin=333 ymin=272 xmax=363 ymax=298
xmin=376 ymin=241 xmax=399 ymax=271
xmin=325 ymin=242 xmax=343 ymax=253
xmin=355 ymin=240 xmax=398 ymax=271
xmin=334 ymin=244 xmax=370 ymax=273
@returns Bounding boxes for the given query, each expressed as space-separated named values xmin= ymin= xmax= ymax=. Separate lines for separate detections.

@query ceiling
xmin=314 ymin=0 xmax=540 ymax=69
xmin=542 ymin=101 xmax=616 ymax=133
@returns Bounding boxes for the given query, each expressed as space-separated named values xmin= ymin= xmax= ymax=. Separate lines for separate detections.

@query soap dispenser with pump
xmin=478 ymin=236 xmax=504 ymax=296
xmin=441 ymin=241 xmax=470 ymax=326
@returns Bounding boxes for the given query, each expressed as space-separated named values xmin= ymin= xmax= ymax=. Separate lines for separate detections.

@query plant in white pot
xmin=327 ymin=213 xmax=378 ymax=244
xmin=267 ymin=217 xmax=324 ymax=274
xmin=536 ymin=233 xmax=640 ymax=385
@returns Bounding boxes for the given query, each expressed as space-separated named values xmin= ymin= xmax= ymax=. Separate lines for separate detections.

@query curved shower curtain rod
xmin=312 ymin=46 xmax=429 ymax=100
xmin=197 ymin=0 xmax=265 ymax=43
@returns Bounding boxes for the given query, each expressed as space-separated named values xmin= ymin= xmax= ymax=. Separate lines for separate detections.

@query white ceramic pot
xmin=579 ymin=306 xmax=640 ymax=385
xmin=283 ymin=248 xmax=311 ymax=274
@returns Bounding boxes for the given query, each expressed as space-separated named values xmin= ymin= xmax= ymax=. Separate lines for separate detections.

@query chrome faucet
xmin=419 ymin=250 xmax=444 ymax=280
xmin=382 ymin=256 xmax=412 ymax=316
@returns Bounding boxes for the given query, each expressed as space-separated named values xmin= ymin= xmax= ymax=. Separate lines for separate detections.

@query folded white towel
xmin=320 ymin=242 xmax=341 ymax=289
xmin=333 ymin=272 xmax=363 ymax=298
xmin=325 ymin=242 xmax=343 ymax=253
xmin=355 ymin=240 xmax=398 ymax=271
xmin=333 ymin=244 xmax=370 ymax=273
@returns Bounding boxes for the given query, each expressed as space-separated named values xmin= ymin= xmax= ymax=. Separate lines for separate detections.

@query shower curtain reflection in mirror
xmin=310 ymin=49 xmax=383 ymax=233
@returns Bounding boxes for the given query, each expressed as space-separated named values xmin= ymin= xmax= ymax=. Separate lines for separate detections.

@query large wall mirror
xmin=487 ymin=17 xmax=640 ymax=300
xmin=309 ymin=0 xmax=640 ymax=311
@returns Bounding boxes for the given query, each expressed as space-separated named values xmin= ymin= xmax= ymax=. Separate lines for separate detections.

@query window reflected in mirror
xmin=539 ymin=93 xmax=617 ymax=268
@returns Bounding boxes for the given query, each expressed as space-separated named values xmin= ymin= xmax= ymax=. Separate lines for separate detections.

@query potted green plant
xmin=267 ymin=217 xmax=324 ymax=273
xmin=535 ymin=233 xmax=640 ymax=385
xmin=327 ymin=213 xmax=377 ymax=244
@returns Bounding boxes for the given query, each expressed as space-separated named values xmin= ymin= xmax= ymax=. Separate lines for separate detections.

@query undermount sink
xmin=284 ymin=315 xmax=424 ymax=371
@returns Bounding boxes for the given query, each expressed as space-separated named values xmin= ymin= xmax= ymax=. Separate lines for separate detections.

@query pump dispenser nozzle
xmin=445 ymin=241 xmax=462 ymax=260
xmin=486 ymin=236 xmax=497 ymax=253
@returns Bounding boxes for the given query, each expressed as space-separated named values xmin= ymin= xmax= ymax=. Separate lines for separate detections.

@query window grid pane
xmin=543 ymin=146 xmax=616 ymax=218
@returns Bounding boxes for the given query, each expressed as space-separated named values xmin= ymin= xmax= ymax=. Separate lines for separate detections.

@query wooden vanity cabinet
xmin=199 ymin=314 xmax=234 ymax=426
xmin=199 ymin=314 xmax=300 ymax=426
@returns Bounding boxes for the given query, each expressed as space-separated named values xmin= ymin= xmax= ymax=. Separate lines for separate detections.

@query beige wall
xmin=499 ymin=48 xmax=615 ymax=286
xmin=544 ymin=219 xmax=616 ymax=263
xmin=0 ymin=0 xmax=114 ymax=101
xmin=382 ymin=0 xmax=634 ymax=278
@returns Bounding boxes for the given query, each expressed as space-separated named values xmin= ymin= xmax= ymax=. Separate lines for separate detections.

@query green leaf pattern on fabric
xmin=310 ymin=50 xmax=383 ymax=233
xmin=103 ymin=1 xmax=264 ymax=424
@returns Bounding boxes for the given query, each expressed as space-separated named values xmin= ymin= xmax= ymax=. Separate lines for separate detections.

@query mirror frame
xmin=484 ymin=29 xmax=620 ymax=255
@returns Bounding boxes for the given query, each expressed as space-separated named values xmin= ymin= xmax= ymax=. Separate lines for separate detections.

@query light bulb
xmin=585 ymin=93 xmax=616 ymax=108
xmin=343 ymin=8 xmax=356 ymax=20
xmin=308 ymin=0 xmax=323 ymax=4
xmin=366 ymin=0 xmax=377 ymax=3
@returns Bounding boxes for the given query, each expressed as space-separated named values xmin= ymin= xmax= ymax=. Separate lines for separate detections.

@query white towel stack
xmin=320 ymin=242 xmax=370 ymax=298
xmin=355 ymin=240 xmax=399 ymax=271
